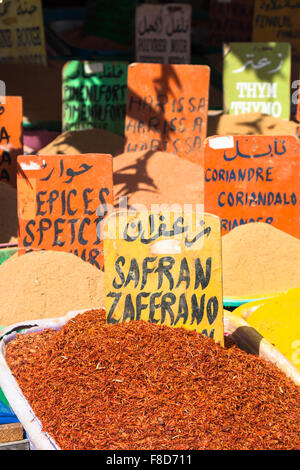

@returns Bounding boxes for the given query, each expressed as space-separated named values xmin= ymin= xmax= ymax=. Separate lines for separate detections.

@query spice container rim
xmin=224 ymin=294 xmax=278 ymax=308
xmin=224 ymin=288 xmax=300 ymax=307
xmin=0 ymin=309 xmax=89 ymax=451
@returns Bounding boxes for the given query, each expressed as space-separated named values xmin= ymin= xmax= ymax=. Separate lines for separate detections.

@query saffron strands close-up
xmin=5 ymin=309 xmax=300 ymax=451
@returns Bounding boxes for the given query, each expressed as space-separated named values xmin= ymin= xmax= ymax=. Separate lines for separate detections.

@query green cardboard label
xmin=223 ymin=42 xmax=291 ymax=119
xmin=62 ymin=61 xmax=128 ymax=136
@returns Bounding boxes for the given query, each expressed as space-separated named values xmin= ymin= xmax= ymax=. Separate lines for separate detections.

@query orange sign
xmin=204 ymin=135 xmax=300 ymax=238
xmin=0 ymin=96 xmax=23 ymax=187
xmin=17 ymin=154 xmax=114 ymax=269
xmin=125 ymin=63 xmax=210 ymax=165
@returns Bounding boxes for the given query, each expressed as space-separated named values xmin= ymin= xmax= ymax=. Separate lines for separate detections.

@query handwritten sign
xmin=0 ymin=0 xmax=46 ymax=65
xmin=204 ymin=135 xmax=300 ymax=238
xmin=253 ymin=0 xmax=300 ymax=59
xmin=209 ymin=0 xmax=254 ymax=45
xmin=295 ymin=77 xmax=300 ymax=123
xmin=223 ymin=42 xmax=291 ymax=119
xmin=104 ymin=211 xmax=224 ymax=344
xmin=17 ymin=154 xmax=113 ymax=270
xmin=125 ymin=63 xmax=210 ymax=165
xmin=62 ymin=61 xmax=128 ymax=136
xmin=135 ymin=3 xmax=191 ymax=64
xmin=0 ymin=96 xmax=23 ymax=188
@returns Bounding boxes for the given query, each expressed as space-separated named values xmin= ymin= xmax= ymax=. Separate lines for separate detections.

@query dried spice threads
xmin=5 ymin=309 xmax=300 ymax=450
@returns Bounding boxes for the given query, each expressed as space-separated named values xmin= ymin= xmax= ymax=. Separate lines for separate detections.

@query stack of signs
xmin=0 ymin=0 xmax=46 ymax=65
xmin=223 ymin=42 xmax=291 ymax=119
xmin=253 ymin=0 xmax=300 ymax=60
xmin=104 ymin=210 xmax=224 ymax=344
xmin=0 ymin=96 xmax=23 ymax=188
xmin=17 ymin=154 xmax=113 ymax=270
xmin=125 ymin=63 xmax=210 ymax=165
xmin=204 ymin=135 xmax=300 ymax=238
xmin=294 ymin=78 xmax=300 ymax=123
xmin=209 ymin=0 xmax=254 ymax=45
xmin=135 ymin=3 xmax=191 ymax=64
xmin=62 ymin=61 xmax=128 ymax=136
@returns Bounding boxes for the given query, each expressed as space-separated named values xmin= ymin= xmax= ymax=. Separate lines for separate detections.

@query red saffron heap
xmin=5 ymin=309 xmax=300 ymax=450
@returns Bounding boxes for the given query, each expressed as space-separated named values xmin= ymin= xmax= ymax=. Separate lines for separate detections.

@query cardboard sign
xmin=104 ymin=210 xmax=224 ymax=344
xmin=135 ymin=3 xmax=191 ymax=64
xmin=125 ymin=63 xmax=210 ymax=165
xmin=62 ymin=61 xmax=128 ymax=136
xmin=204 ymin=135 xmax=300 ymax=238
xmin=223 ymin=42 xmax=291 ymax=119
xmin=209 ymin=0 xmax=254 ymax=45
xmin=0 ymin=96 xmax=23 ymax=188
xmin=295 ymin=77 xmax=300 ymax=123
xmin=0 ymin=0 xmax=47 ymax=65
xmin=253 ymin=0 xmax=300 ymax=59
xmin=17 ymin=154 xmax=114 ymax=270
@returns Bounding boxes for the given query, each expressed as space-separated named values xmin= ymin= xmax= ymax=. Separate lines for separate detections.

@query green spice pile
xmin=5 ymin=309 xmax=300 ymax=450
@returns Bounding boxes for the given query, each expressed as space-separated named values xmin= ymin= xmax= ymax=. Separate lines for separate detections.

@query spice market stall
xmin=0 ymin=308 xmax=300 ymax=450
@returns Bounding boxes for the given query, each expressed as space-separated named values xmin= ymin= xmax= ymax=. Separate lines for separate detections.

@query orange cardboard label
xmin=204 ymin=135 xmax=300 ymax=238
xmin=17 ymin=154 xmax=114 ymax=269
xmin=125 ymin=63 xmax=210 ymax=165
xmin=0 ymin=96 xmax=23 ymax=187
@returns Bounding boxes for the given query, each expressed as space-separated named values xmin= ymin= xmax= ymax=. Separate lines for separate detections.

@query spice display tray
xmin=0 ymin=311 xmax=86 ymax=450
xmin=0 ymin=439 xmax=30 ymax=450
xmin=0 ymin=309 xmax=299 ymax=450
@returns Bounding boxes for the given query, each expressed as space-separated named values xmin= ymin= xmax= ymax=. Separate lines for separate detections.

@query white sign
xmin=135 ymin=3 xmax=191 ymax=64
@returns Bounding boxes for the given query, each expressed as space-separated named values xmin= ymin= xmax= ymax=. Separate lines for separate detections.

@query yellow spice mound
xmin=235 ymin=288 xmax=300 ymax=369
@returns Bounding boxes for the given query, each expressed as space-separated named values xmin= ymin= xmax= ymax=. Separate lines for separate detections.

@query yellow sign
xmin=104 ymin=211 xmax=224 ymax=345
xmin=0 ymin=0 xmax=47 ymax=65
xmin=253 ymin=0 xmax=300 ymax=58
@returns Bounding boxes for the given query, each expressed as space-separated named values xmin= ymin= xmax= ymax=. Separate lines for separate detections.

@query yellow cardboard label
xmin=104 ymin=211 xmax=224 ymax=345
xmin=253 ymin=1 xmax=300 ymax=59
xmin=0 ymin=0 xmax=47 ymax=65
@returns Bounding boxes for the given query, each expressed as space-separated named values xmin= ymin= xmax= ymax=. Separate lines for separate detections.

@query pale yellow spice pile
xmin=38 ymin=128 xmax=125 ymax=157
xmin=0 ymin=251 xmax=105 ymax=326
xmin=222 ymin=223 xmax=300 ymax=299
xmin=207 ymin=112 xmax=299 ymax=137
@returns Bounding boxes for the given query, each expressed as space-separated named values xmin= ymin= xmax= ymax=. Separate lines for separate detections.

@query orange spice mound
xmin=113 ymin=150 xmax=203 ymax=208
xmin=6 ymin=309 xmax=300 ymax=450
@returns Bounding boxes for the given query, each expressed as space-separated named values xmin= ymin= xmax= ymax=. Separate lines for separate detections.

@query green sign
xmin=223 ymin=42 xmax=291 ymax=119
xmin=62 ymin=61 xmax=128 ymax=136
